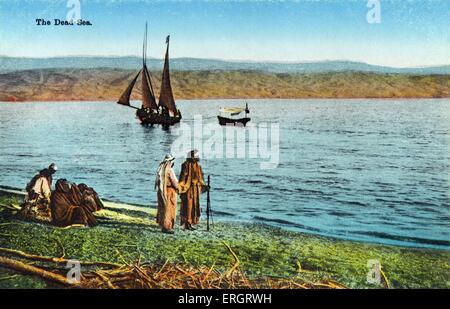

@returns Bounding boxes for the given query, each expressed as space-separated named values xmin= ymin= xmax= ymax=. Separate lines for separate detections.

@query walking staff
xmin=206 ymin=175 xmax=214 ymax=231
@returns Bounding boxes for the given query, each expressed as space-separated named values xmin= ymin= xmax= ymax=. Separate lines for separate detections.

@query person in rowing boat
xmin=178 ymin=150 xmax=208 ymax=231
xmin=155 ymin=154 xmax=179 ymax=234
xmin=19 ymin=163 xmax=58 ymax=222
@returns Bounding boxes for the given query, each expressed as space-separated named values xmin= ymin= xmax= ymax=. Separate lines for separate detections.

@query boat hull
xmin=217 ymin=115 xmax=251 ymax=127
xmin=136 ymin=109 xmax=182 ymax=126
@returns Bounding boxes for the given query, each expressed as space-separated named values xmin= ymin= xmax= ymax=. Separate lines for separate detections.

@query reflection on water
xmin=0 ymin=99 xmax=449 ymax=249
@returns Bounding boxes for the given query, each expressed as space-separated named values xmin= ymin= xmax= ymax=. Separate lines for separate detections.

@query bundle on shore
xmin=0 ymin=246 xmax=347 ymax=289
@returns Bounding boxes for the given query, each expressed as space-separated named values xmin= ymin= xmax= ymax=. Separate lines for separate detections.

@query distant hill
xmin=0 ymin=56 xmax=449 ymax=75
xmin=0 ymin=68 xmax=448 ymax=101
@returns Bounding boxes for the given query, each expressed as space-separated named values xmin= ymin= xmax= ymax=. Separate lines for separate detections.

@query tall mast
xmin=140 ymin=22 xmax=158 ymax=111
xmin=142 ymin=22 xmax=147 ymax=66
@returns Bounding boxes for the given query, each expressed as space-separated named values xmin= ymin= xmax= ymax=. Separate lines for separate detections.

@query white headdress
xmin=155 ymin=154 xmax=175 ymax=205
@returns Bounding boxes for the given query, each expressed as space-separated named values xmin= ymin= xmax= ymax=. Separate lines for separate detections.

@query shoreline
xmin=0 ymin=188 xmax=449 ymax=288
xmin=1 ymin=185 xmax=447 ymax=251
xmin=1 ymin=97 xmax=450 ymax=104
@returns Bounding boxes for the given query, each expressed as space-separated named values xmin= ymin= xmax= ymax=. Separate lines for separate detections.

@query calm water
xmin=0 ymin=99 xmax=449 ymax=249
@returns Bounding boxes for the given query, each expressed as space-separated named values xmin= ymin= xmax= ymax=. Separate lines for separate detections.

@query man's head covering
xmin=164 ymin=154 xmax=175 ymax=162
xmin=155 ymin=154 xmax=175 ymax=205
xmin=55 ymin=179 xmax=71 ymax=193
xmin=49 ymin=163 xmax=58 ymax=172
xmin=188 ymin=150 xmax=199 ymax=159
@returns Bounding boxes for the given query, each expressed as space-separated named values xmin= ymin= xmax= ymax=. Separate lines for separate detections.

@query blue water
xmin=0 ymin=99 xmax=449 ymax=249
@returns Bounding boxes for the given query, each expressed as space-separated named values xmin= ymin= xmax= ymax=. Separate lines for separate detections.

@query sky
xmin=0 ymin=0 xmax=448 ymax=67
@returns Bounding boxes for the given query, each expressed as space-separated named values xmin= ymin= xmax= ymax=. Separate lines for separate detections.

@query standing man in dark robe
xmin=178 ymin=150 xmax=208 ymax=231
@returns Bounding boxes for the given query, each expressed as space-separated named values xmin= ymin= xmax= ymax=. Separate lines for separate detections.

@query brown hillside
xmin=0 ymin=69 xmax=448 ymax=101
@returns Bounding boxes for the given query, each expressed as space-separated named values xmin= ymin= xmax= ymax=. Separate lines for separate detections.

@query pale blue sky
xmin=0 ymin=0 xmax=448 ymax=67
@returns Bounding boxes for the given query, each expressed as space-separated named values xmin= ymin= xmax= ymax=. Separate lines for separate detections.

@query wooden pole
xmin=0 ymin=256 xmax=82 ymax=288
xmin=206 ymin=175 xmax=211 ymax=231
xmin=0 ymin=247 xmax=121 ymax=268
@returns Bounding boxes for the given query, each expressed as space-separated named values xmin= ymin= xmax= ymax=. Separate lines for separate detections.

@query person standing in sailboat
xmin=178 ymin=150 xmax=208 ymax=231
xmin=155 ymin=154 xmax=179 ymax=234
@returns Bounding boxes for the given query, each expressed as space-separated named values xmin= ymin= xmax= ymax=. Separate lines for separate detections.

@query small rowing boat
xmin=217 ymin=103 xmax=250 ymax=126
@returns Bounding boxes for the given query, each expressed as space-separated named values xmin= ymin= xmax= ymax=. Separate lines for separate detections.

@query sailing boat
xmin=117 ymin=23 xmax=182 ymax=126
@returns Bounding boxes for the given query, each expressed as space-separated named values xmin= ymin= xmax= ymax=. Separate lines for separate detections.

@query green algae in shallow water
xmin=0 ymin=195 xmax=449 ymax=288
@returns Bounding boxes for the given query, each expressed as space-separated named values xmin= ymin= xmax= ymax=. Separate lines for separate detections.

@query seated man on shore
xmin=19 ymin=163 xmax=58 ymax=222
xmin=50 ymin=179 xmax=103 ymax=228
xmin=78 ymin=183 xmax=105 ymax=213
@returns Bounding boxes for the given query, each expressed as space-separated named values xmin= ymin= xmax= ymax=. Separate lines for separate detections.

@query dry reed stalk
xmin=0 ymin=246 xmax=348 ymax=289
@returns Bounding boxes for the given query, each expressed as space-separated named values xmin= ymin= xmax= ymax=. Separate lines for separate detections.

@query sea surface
xmin=0 ymin=99 xmax=449 ymax=249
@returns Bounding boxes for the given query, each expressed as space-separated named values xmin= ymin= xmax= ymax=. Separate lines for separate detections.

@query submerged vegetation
xmin=0 ymin=193 xmax=448 ymax=289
